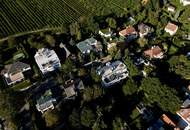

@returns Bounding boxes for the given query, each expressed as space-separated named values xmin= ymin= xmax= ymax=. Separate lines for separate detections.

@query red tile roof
xmin=165 ymin=23 xmax=178 ymax=32
xmin=160 ymin=114 xmax=176 ymax=127
xmin=144 ymin=46 xmax=163 ymax=58
xmin=119 ymin=26 xmax=137 ymax=36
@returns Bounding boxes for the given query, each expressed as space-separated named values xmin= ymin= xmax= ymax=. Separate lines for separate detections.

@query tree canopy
xmin=122 ymin=78 xmax=138 ymax=96
xmin=81 ymin=107 xmax=96 ymax=127
xmin=140 ymin=77 xmax=181 ymax=113
xmin=168 ymin=55 xmax=190 ymax=79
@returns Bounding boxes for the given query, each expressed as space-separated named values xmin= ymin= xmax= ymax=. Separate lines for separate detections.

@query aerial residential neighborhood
xmin=0 ymin=0 xmax=190 ymax=130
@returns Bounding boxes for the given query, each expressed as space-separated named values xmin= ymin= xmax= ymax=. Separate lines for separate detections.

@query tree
xmin=81 ymin=107 xmax=96 ymax=128
xmin=92 ymin=107 xmax=107 ymax=130
xmin=112 ymin=117 xmax=127 ymax=130
xmin=124 ymin=49 xmax=138 ymax=77
xmin=69 ymin=109 xmax=82 ymax=129
xmin=69 ymin=22 xmax=80 ymax=36
xmin=27 ymin=36 xmax=46 ymax=49
xmin=79 ymin=17 xmax=99 ymax=35
xmin=114 ymin=50 xmax=122 ymax=60
xmin=61 ymin=59 xmax=76 ymax=74
xmin=43 ymin=110 xmax=60 ymax=127
xmin=83 ymin=85 xmax=103 ymax=102
xmin=106 ymin=17 xmax=117 ymax=29
xmin=45 ymin=35 xmax=56 ymax=47
xmin=0 ymin=89 xmax=26 ymax=130
xmin=108 ymin=45 xmax=118 ymax=58
xmin=122 ymin=78 xmax=138 ymax=96
xmin=140 ymin=77 xmax=181 ymax=113
xmin=5 ymin=118 xmax=17 ymax=130
xmin=90 ymin=52 xmax=96 ymax=62
xmin=0 ymin=91 xmax=16 ymax=118
xmin=78 ymin=68 xmax=87 ymax=77
xmin=168 ymin=55 xmax=190 ymax=79
xmin=91 ymin=68 xmax=101 ymax=82
xmin=7 ymin=37 xmax=16 ymax=48
xmin=0 ymin=46 xmax=3 ymax=68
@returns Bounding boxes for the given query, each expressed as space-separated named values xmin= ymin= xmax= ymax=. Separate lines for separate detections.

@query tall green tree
xmin=61 ymin=59 xmax=76 ymax=74
xmin=81 ymin=107 xmax=96 ymax=128
xmin=69 ymin=22 xmax=80 ymax=36
xmin=83 ymin=85 xmax=103 ymax=102
xmin=43 ymin=110 xmax=60 ymax=128
xmin=106 ymin=17 xmax=117 ymax=29
xmin=124 ymin=49 xmax=138 ymax=77
xmin=168 ymin=55 xmax=190 ymax=79
xmin=122 ymin=78 xmax=138 ymax=96
xmin=112 ymin=117 xmax=127 ymax=130
xmin=45 ymin=35 xmax=56 ymax=47
xmin=69 ymin=109 xmax=82 ymax=129
xmin=140 ymin=77 xmax=181 ymax=113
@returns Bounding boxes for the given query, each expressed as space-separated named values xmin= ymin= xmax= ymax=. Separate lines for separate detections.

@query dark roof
xmin=37 ymin=90 xmax=53 ymax=105
xmin=138 ymin=23 xmax=151 ymax=34
xmin=3 ymin=62 xmax=30 ymax=74
xmin=76 ymin=37 xmax=97 ymax=53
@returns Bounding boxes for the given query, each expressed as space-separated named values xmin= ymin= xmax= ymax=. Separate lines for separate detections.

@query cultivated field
xmin=0 ymin=0 xmax=89 ymax=38
xmin=0 ymin=0 xmax=138 ymax=39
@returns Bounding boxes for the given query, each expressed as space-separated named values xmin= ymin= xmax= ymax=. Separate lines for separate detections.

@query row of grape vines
xmin=0 ymin=0 xmax=89 ymax=38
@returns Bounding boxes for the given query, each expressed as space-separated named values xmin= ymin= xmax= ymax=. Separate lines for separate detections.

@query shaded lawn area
xmin=12 ymin=80 xmax=32 ymax=91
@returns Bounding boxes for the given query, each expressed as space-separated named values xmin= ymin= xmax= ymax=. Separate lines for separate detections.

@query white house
xmin=164 ymin=22 xmax=178 ymax=36
xmin=97 ymin=61 xmax=129 ymax=87
xmin=99 ymin=28 xmax=112 ymax=38
xmin=167 ymin=5 xmax=176 ymax=13
xmin=180 ymin=0 xmax=190 ymax=6
xmin=34 ymin=48 xmax=61 ymax=74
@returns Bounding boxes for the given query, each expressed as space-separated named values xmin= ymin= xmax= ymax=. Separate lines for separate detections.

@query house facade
xmin=97 ymin=61 xmax=129 ymax=87
xmin=99 ymin=28 xmax=112 ymax=38
xmin=34 ymin=48 xmax=61 ymax=74
xmin=167 ymin=5 xmax=176 ymax=13
xmin=144 ymin=46 xmax=164 ymax=59
xmin=164 ymin=22 xmax=178 ymax=36
xmin=180 ymin=0 xmax=190 ymax=6
xmin=176 ymin=99 xmax=190 ymax=130
xmin=63 ymin=79 xmax=84 ymax=99
xmin=119 ymin=26 xmax=138 ymax=42
xmin=1 ymin=62 xmax=31 ymax=86
xmin=76 ymin=37 xmax=102 ymax=55
xmin=36 ymin=90 xmax=56 ymax=113
xmin=138 ymin=23 xmax=151 ymax=38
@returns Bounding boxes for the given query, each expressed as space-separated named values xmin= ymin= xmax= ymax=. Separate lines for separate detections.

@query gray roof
xmin=63 ymin=79 xmax=84 ymax=98
xmin=181 ymin=98 xmax=190 ymax=108
xmin=37 ymin=100 xmax=54 ymax=111
xmin=76 ymin=41 xmax=93 ymax=53
xmin=76 ymin=37 xmax=97 ymax=53
xmin=64 ymin=85 xmax=76 ymax=98
xmin=138 ymin=23 xmax=151 ymax=33
xmin=88 ymin=37 xmax=97 ymax=45
xmin=37 ymin=90 xmax=55 ymax=106
xmin=4 ymin=62 xmax=30 ymax=74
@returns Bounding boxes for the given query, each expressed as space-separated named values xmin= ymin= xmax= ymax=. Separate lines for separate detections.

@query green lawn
xmin=12 ymin=80 xmax=31 ymax=91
